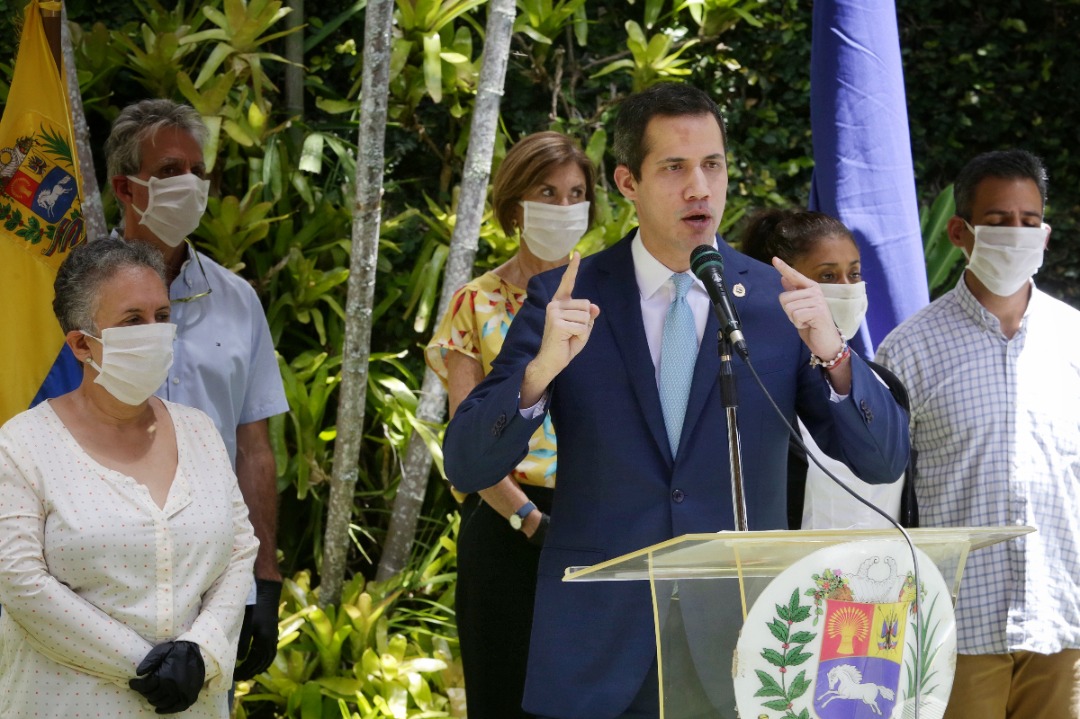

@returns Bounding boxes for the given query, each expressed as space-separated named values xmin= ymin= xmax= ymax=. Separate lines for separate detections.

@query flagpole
xmin=39 ymin=2 xmax=61 ymax=70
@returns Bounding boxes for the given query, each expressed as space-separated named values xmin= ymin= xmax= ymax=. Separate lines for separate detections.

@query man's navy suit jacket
xmin=443 ymin=233 xmax=910 ymax=719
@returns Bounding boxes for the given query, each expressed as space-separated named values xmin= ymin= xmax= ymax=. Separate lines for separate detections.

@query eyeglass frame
xmin=172 ymin=238 xmax=213 ymax=303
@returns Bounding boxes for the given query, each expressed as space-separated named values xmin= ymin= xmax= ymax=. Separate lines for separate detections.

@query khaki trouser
xmin=944 ymin=650 xmax=1080 ymax=719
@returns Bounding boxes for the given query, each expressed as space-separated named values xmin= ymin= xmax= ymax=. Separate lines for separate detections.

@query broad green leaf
xmin=439 ymin=51 xmax=470 ymax=64
xmin=193 ymin=42 xmax=235 ymax=89
xmin=766 ymin=618 xmax=789 ymax=643
xmin=644 ymin=0 xmax=664 ymax=28
xmin=422 ymin=33 xmax=443 ymax=103
xmin=302 ymin=131 xmax=326 ymax=172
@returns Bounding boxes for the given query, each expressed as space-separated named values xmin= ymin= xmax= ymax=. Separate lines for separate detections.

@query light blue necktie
xmin=659 ymin=273 xmax=696 ymax=456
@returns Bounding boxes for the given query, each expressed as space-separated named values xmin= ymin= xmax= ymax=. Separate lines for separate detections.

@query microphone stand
xmin=718 ymin=333 xmax=748 ymax=531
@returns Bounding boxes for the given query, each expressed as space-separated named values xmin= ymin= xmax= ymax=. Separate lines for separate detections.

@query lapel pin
xmin=733 ymin=283 xmax=746 ymax=298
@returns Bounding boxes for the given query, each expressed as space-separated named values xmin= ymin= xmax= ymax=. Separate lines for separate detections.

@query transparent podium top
xmin=563 ymin=527 xmax=1034 ymax=583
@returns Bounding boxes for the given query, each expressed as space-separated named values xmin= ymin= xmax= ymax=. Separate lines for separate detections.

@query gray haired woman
xmin=0 ymin=237 xmax=257 ymax=717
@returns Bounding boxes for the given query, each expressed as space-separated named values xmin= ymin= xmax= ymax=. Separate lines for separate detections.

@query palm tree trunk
xmin=375 ymin=0 xmax=518 ymax=581
xmin=320 ymin=0 xmax=394 ymax=607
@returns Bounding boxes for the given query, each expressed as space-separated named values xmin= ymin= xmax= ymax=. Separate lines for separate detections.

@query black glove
xmin=130 ymin=640 xmax=205 ymax=714
xmin=233 ymin=578 xmax=282 ymax=680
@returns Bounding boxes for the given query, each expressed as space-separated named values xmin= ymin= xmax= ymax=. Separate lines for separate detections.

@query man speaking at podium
xmin=444 ymin=83 xmax=910 ymax=719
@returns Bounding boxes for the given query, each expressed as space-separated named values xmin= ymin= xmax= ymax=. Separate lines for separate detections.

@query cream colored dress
xmin=0 ymin=399 xmax=258 ymax=718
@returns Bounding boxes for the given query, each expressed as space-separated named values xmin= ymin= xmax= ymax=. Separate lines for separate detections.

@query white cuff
xmin=518 ymin=392 xmax=548 ymax=418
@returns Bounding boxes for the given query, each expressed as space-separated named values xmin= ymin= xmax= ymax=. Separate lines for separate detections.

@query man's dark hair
xmin=953 ymin=149 xmax=1048 ymax=220
xmin=612 ymin=83 xmax=727 ymax=180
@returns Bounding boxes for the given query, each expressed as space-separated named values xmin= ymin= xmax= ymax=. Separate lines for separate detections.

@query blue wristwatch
xmin=509 ymin=501 xmax=537 ymax=531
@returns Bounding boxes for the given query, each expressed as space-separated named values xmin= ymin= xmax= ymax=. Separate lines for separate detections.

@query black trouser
xmin=456 ymin=485 xmax=552 ymax=719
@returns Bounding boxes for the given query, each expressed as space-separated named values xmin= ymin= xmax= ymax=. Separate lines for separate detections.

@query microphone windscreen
xmin=690 ymin=245 xmax=723 ymax=277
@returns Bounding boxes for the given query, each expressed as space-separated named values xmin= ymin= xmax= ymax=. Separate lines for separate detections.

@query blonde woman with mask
xmin=426 ymin=131 xmax=595 ymax=719
xmin=741 ymin=209 xmax=917 ymax=530
xmin=0 ymin=238 xmax=257 ymax=718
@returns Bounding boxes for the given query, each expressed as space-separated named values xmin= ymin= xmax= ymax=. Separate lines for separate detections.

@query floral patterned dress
xmin=426 ymin=270 xmax=557 ymax=491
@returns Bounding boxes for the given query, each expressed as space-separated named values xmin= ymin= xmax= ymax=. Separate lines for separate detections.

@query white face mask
xmin=520 ymin=200 xmax=590 ymax=261
xmin=819 ymin=281 xmax=868 ymax=340
xmin=127 ymin=173 xmax=210 ymax=248
xmin=962 ymin=221 xmax=1049 ymax=296
xmin=83 ymin=323 xmax=176 ymax=405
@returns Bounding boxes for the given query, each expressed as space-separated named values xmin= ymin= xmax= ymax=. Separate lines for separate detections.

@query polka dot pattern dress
xmin=0 ymin=400 xmax=259 ymax=718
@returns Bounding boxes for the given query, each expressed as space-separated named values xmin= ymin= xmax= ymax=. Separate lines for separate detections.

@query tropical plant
xmin=237 ymin=514 xmax=462 ymax=719
xmin=108 ymin=0 xmax=205 ymax=99
xmin=920 ymin=184 xmax=964 ymax=300
xmin=591 ymin=20 xmax=699 ymax=92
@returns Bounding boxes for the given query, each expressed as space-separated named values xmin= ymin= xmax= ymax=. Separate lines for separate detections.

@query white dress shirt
xmin=630 ymin=231 xmax=712 ymax=383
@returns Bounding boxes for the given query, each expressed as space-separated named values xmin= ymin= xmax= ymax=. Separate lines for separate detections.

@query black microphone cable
xmin=737 ymin=339 xmax=925 ymax=719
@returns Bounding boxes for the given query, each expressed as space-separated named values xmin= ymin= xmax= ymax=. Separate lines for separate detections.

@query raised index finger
xmin=772 ymin=256 xmax=814 ymax=290
xmin=553 ymin=251 xmax=581 ymax=301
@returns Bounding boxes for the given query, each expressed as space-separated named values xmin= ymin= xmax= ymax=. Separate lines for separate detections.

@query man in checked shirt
xmin=877 ymin=149 xmax=1080 ymax=719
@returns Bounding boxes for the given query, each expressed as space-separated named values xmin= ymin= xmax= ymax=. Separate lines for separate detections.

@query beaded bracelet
xmin=809 ymin=340 xmax=850 ymax=371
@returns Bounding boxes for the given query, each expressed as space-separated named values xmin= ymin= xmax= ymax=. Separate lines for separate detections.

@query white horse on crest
xmin=817 ymin=664 xmax=896 ymax=715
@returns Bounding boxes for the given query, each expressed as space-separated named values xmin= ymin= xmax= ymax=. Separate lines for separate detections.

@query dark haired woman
xmin=741 ymin=209 xmax=916 ymax=530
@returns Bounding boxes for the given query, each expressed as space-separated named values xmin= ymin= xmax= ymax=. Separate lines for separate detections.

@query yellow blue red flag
xmin=0 ymin=0 xmax=85 ymax=424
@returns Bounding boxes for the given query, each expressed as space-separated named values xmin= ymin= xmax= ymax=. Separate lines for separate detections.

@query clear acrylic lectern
xmin=564 ymin=527 xmax=1032 ymax=719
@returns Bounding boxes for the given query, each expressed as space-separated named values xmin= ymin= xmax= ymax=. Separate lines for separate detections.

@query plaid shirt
xmin=877 ymin=276 xmax=1080 ymax=655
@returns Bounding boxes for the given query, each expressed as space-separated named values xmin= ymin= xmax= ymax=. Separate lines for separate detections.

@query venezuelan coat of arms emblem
xmin=733 ymin=541 xmax=955 ymax=719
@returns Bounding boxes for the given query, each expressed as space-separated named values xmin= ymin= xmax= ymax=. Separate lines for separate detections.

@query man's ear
xmin=1044 ymin=223 xmax=1052 ymax=249
xmin=614 ymin=165 xmax=637 ymax=201
xmin=946 ymin=215 xmax=969 ymax=250
xmin=111 ymin=175 xmax=133 ymax=206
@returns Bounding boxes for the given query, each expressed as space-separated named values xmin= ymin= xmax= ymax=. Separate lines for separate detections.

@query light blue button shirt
xmin=156 ymin=246 xmax=288 ymax=467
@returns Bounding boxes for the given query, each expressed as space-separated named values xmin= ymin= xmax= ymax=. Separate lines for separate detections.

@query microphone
xmin=690 ymin=245 xmax=748 ymax=359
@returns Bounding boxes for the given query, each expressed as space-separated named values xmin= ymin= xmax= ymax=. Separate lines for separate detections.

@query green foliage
xmin=515 ymin=0 xmax=588 ymax=53
xmin=237 ymin=514 xmax=462 ymax=719
xmin=108 ymin=1 xmax=206 ymax=100
xmin=754 ymin=589 xmax=815 ymax=718
xmin=184 ymin=0 xmax=295 ymax=113
xmin=905 ymin=593 xmax=944 ymax=698
xmin=898 ymin=0 xmax=1080 ymax=305
xmin=712 ymin=0 xmax=814 ymax=213
xmin=921 ymin=184 xmax=965 ymax=299
xmin=591 ymin=20 xmax=699 ymax=91
xmin=199 ymin=181 xmax=284 ymax=271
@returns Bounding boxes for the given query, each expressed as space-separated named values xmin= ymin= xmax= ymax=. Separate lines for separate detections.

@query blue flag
xmin=809 ymin=0 xmax=928 ymax=356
